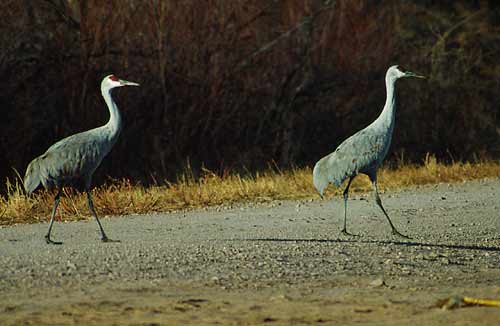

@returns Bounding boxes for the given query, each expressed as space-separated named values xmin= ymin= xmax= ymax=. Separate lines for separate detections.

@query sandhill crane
xmin=24 ymin=75 xmax=139 ymax=244
xmin=313 ymin=65 xmax=424 ymax=239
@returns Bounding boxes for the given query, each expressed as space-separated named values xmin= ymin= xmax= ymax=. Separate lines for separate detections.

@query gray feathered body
xmin=313 ymin=73 xmax=398 ymax=196
xmin=24 ymin=86 xmax=122 ymax=195
xmin=313 ymin=118 xmax=394 ymax=196
xmin=23 ymin=126 xmax=120 ymax=194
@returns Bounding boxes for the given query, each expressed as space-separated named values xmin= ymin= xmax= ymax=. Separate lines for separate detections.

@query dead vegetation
xmin=1 ymin=155 xmax=498 ymax=226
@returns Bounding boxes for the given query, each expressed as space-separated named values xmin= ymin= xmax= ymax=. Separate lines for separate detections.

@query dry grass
xmin=1 ymin=155 xmax=499 ymax=226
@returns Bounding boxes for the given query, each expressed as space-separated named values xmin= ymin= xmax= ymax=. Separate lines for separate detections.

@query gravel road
xmin=1 ymin=178 xmax=499 ymax=325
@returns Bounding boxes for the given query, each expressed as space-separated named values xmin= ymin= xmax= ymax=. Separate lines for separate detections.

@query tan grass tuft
xmin=1 ymin=156 xmax=499 ymax=226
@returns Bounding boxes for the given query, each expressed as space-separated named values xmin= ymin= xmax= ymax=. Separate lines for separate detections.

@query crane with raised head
xmin=24 ymin=74 xmax=139 ymax=244
xmin=313 ymin=65 xmax=424 ymax=239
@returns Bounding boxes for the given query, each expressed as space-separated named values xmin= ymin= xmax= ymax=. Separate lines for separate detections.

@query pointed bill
xmin=404 ymin=71 xmax=425 ymax=79
xmin=120 ymin=79 xmax=140 ymax=86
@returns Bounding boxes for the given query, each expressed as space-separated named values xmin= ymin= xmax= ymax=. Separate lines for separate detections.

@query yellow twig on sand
xmin=438 ymin=296 xmax=500 ymax=310
xmin=462 ymin=296 xmax=500 ymax=308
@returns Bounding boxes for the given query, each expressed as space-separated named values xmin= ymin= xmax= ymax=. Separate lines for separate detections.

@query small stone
xmin=370 ymin=277 xmax=386 ymax=287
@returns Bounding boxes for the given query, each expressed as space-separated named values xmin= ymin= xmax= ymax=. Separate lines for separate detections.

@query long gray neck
xmin=101 ymin=88 xmax=122 ymax=142
xmin=375 ymin=76 xmax=397 ymax=131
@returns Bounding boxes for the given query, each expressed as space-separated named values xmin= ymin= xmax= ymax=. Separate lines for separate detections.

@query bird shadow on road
xmin=227 ymin=238 xmax=500 ymax=252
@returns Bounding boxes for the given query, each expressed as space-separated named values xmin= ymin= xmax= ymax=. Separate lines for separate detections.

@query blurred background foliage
xmin=0 ymin=0 xmax=499 ymax=191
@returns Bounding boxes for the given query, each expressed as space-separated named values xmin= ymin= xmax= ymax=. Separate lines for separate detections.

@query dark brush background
xmin=1 ymin=0 xmax=499 ymax=192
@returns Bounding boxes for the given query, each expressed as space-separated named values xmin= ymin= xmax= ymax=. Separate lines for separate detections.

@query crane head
xmin=387 ymin=65 xmax=425 ymax=80
xmin=102 ymin=74 xmax=140 ymax=90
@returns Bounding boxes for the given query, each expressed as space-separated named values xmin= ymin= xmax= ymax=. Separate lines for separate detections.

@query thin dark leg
xmin=45 ymin=188 xmax=63 ymax=245
xmin=86 ymin=190 xmax=119 ymax=243
xmin=369 ymin=175 xmax=410 ymax=239
xmin=341 ymin=176 xmax=357 ymax=236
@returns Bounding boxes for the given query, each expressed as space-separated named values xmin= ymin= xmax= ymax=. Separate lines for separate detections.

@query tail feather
xmin=313 ymin=153 xmax=349 ymax=198
xmin=312 ymin=159 xmax=329 ymax=197
xmin=23 ymin=157 xmax=42 ymax=195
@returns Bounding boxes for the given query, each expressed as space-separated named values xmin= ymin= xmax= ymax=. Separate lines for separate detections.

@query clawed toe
xmin=101 ymin=236 xmax=120 ymax=243
xmin=45 ymin=235 xmax=62 ymax=245
xmin=341 ymin=229 xmax=360 ymax=237
xmin=392 ymin=229 xmax=411 ymax=239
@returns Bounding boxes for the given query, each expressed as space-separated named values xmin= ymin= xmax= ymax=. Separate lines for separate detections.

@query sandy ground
xmin=0 ymin=178 xmax=499 ymax=325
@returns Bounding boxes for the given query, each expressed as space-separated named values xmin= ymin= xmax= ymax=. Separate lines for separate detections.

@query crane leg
xmin=369 ymin=176 xmax=410 ymax=239
xmin=86 ymin=190 xmax=119 ymax=243
xmin=341 ymin=177 xmax=357 ymax=236
xmin=45 ymin=188 xmax=63 ymax=245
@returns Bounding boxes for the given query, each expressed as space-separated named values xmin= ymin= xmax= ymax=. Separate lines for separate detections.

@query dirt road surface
xmin=1 ymin=178 xmax=499 ymax=325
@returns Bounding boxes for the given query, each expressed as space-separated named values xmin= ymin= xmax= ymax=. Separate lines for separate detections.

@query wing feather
xmin=23 ymin=156 xmax=43 ymax=194
xmin=24 ymin=129 xmax=111 ymax=193
xmin=313 ymin=128 xmax=389 ymax=195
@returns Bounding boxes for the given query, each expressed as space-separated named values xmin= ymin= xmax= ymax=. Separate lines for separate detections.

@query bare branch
xmin=231 ymin=5 xmax=335 ymax=74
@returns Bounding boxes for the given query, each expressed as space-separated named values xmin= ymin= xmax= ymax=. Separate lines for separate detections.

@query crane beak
xmin=119 ymin=79 xmax=140 ymax=87
xmin=404 ymin=71 xmax=425 ymax=79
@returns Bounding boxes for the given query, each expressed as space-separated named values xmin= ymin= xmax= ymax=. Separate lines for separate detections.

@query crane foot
xmin=101 ymin=236 xmax=120 ymax=243
xmin=392 ymin=229 xmax=411 ymax=240
xmin=45 ymin=235 xmax=62 ymax=245
xmin=341 ymin=229 xmax=359 ymax=237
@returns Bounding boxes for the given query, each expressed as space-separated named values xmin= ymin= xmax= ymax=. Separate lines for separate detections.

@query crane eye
xmin=109 ymin=75 xmax=119 ymax=82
